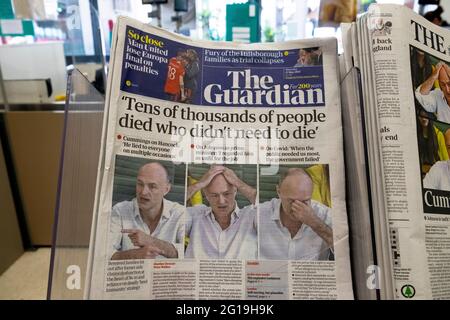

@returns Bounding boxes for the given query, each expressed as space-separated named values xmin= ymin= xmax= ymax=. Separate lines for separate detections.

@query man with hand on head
xmin=110 ymin=162 xmax=185 ymax=260
xmin=259 ymin=168 xmax=333 ymax=260
xmin=185 ymin=165 xmax=257 ymax=259
xmin=416 ymin=62 xmax=450 ymax=124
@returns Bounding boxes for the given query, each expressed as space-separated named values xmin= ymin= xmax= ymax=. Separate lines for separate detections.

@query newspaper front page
xmin=362 ymin=4 xmax=450 ymax=299
xmin=85 ymin=16 xmax=353 ymax=300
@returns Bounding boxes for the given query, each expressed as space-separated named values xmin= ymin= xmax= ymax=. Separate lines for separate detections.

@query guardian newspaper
xmin=85 ymin=16 xmax=353 ymax=300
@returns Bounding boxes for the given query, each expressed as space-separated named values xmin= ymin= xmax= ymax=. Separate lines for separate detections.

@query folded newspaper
xmin=84 ymin=16 xmax=353 ymax=300
xmin=342 ymin=4 xmax=450 ymax=300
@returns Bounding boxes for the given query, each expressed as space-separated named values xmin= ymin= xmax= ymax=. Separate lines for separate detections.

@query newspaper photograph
xmin=85 ymin=15 xmax=353 ymax=300
xmin=355 ymin=4 xmax=450 ymax=299
xmin=412 ymin=47 xmax=450 ymax=214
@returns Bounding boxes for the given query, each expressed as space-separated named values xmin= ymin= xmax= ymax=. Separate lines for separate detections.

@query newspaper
xmin=339 ymin=47 xmax=378 ymax=299
xmin=85 ymin=16 xmax=353 ymax=300
xmin=343 ymin=4 xmax=450 ymax=299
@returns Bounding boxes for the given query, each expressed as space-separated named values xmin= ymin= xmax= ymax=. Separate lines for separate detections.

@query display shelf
xmin=47 ymin=68 xmax=105 ymax=299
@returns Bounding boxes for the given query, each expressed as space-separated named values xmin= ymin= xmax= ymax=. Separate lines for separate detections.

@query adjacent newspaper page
xmin=364 ymin=4 xmax=450 ymax=299
xmin=339 ymin=29 xmax=378 ymax=299
xmin=85 ymin=16 xmax=353 ymax=300
xmin=346 ymin=14 xmax=396 ymax=299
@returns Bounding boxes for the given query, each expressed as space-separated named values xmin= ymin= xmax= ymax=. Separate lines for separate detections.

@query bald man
xmin=110 ymin=162 xmax=185 ymax=260
xmin=259 ymin=168 xmax=333 ymax=260
xmin=185 ymin=166 xmax=257 ymax=259
xmin=416 ymin=62 xmax=450 ymax=124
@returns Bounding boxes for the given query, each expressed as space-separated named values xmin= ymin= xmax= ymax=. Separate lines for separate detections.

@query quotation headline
xmin=118 ymin=95 xmax=326 ymax=140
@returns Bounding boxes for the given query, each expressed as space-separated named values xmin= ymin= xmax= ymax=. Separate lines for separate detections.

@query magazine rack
xmin=47 ymin=66 xmax=376 ymax=300
xmin=47 ymin=68 xmax=105 ymax=299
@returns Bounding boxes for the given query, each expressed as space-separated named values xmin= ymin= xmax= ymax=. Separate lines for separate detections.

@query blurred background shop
xmin=0 ymin=0 xmax=448 ymax=299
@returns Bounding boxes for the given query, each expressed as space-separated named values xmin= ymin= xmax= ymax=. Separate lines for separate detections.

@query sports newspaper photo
xmin=84 ymin=16 xmax=353 ymax=300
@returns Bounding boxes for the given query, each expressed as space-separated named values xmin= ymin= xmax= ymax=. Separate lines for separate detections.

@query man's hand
xmin=291 ymin=200 xmax=333 ymax=248
xmin=198 ymin=166 xmax=225 ymax=188
xmin=420 ymin=62 xmax=445 ymax=95
xmin=122 ymin=229 xmax=153 ymax=247
xmin=291 ymin=200 xmax=318 ymax=226
xmin=134 ymin=245 xmax=164 ymax=259
xmin=222 ymin=167 xmax=257 ymax=205
xmin=187 ymin=166 xmax=224 ymax=200
xmin=433 ymin=62 xmax=445 ymax=81
xmin=222 ymin=167 xmax=243 ymax=188
xmin=111 ymin=245 xmax=164 ymax=260
xmin=442 ymin=63 xmax=450 ymax=78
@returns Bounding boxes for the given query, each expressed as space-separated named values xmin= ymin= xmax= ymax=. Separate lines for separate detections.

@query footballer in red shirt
xmin=164 ymin=51 xmax=187 ymax=102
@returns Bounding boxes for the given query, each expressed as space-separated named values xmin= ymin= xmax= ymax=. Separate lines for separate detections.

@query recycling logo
xmin=401 ymin=284 xmax=416 ymax=298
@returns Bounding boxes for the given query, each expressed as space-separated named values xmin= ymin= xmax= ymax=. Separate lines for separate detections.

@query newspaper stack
xmin=84 ymin=16 xmax=353 ymax=299
xmin=342 ymin=4 xmax=450 ymax=299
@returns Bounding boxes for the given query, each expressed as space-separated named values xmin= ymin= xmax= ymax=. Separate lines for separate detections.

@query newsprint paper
xmin=344 ymin=4 xmax=450 ymax=299
xmin=85 ymin=16 xmax=353 ymax=300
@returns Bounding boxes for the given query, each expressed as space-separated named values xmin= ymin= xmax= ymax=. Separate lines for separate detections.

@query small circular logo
xmin=283 ymin=51 xmax=289 ymax=56
xmin=401 ymin=284 xmax=416 ymax=298
xmin=125 ymin=80 xmax=132 ymax=86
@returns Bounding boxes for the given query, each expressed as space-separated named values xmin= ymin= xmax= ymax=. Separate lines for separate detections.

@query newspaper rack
xmin=47 ymin=66 xmax=373 ymax=300
xmin=340 ymin=66 xmax=380 ymax=300
xmin=47 ymin=68 xmax=105 ymax=299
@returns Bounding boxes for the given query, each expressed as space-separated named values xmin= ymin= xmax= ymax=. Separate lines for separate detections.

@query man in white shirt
xmin=423 ymin=160 xmax=450 ymax=191
xmin=259 ymin=168 xmax=333 ymax=260
xmin=415 ymin=62 xmax=450 ymax=124
xmin=110 ymin=162 xmax=185 ymax=260
xmin=185 ymin=166 xmax=257 ymax=259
